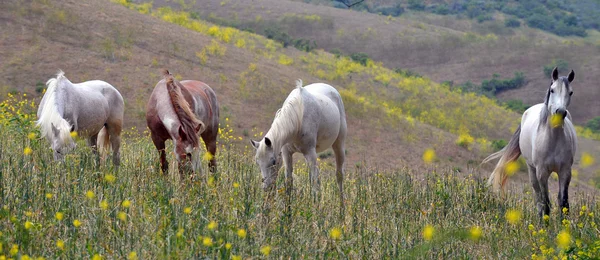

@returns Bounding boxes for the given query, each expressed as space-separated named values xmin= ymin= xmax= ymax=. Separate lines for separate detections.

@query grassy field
xmin=1 ymin=87 xmax=599 ymax=259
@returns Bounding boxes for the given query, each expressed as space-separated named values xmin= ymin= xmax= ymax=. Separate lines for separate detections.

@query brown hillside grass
xmin=188 ymin=0 xmax=600 ymax=124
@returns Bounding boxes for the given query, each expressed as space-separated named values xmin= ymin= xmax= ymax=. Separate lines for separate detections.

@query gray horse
xmin=484 ymin=67 xmax=576 ymax=217
xmin=37 ymin=70 xmax=124 ymax=168
xmin=251 ymin=80 xmax=347 ymax=213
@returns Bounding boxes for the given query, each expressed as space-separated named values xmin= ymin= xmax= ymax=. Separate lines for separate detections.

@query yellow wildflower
xmin=260 ymin=245 xmax=272 ymax=256
xmin=86 ymin=190 xmax=95 ymax=199
xmin=27 ymin=132 xmax=36 ymax=140
xmin=117 ymin=211 xmax=127 ymax=221
xmin=237 ymin=229 xmax=247 ymax=239
xmin=104 ymin=174 xmax=116 ymax=183
xmin=422 ymin=149 xmax=436 ymax=163
xmin=207 ymin=221 xmax=218 ymax=230
xmin=127 ymin=252 xmax=138 ymax=260
xmin=581 ymin=153 xmax=594 ymax=168
xmin=122 ymin=200 xmax=131 ymax=208
xmin=233 ymin=182 xmax=240 ymax=188
xmin=225 ymin=243 xmax=232 ymax=250
xmin=24 ymin=147 xmax=33 ymax=156
xmin=92 ymin=254 xmax=101 ymax=260
xmin=22 ymin=255 xmax=30 ymax=260
xmin=506 ymin=209 xmax=521 ymax=224
xmin=56 ymin=240 xmax=65 ymax=250
xmin=329 ymin=227 xmax=342 ymax=240
xmin=232 ymin=255 xmax=242 ymax=260
xmin=176 ymin=228 xmax=184 ymax=238
xmin=504 ymin=161 xmax=519 ymax=176
xmin=73 ymin=219 xmax=82 ymax=228
xmin=550 ymin=114 xmax=564 ymax=128
xmin=422 ymin=225 xmax=434 ymax=241
xmin=70 ymin=131 xmax=78 ymax=138
xmin=24 ymin=221 xmax=33 ymax=230
xmin=45 ymin=193 xmax=53 ymax=199
xmin=543 ymin=215 xmax=550 ymax=222
xmin=55 ymin=212 xmax=64 ymax=221
xmin=203 ymin=152 xmax=214 ymax=162
xmin=202 ymin=237 xmax=213 ymax=247
xmin=100 ymin=200 xmax=108 ymax=210
xmin=469 ymin=226 xmax=482 ymax=241
xmin=10 ymin=244 xmax=18 ymax=256
xmin=184 ymin=207 xmax=192 ymax=214
xmin=556 ymin=230 xmax=571 ymax=249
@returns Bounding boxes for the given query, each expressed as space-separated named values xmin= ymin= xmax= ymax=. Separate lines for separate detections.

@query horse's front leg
xmin=303 ymin=149 xmax=321 ymax=201
xmin=558 ymin=167 xmax=572 ymax=216
xmin=281 ymin=145 xmax=294 ymax=195
xmin=536 ymin=167 xmax=552 ymax=217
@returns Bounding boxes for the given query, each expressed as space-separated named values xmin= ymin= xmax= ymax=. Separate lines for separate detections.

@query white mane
xmin=36 ymin=70 xmax=73 ymax=148
xmin=264 ymin=79 xmax=305 ymax=149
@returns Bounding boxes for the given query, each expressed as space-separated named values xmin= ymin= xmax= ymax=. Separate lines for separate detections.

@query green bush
xmin=543 ymin=59 xmax=569 ymax=78
xmin=491 ymin=139 xmax=508 ymax=151
xmin=503 ymin=99 xmax=529 ymax=114
xmin=586 ymin=117 xmax=600 ymax=133
xmin=504 ymin=18 xmax=521 ymax=28
xmin=350 ymin=52 xmax=370 ymax=66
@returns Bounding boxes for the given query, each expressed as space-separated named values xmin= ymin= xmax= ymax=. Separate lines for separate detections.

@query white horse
xmin=484 ymin=67 xmax=576 ymax=217
xmin=251 ymin=80 xmax=347 ymax=211
xmin=37 ymin=70 xmax=124 ymax=168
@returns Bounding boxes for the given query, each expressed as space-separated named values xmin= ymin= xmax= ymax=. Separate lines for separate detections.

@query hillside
xmin=188 ymin=0 xmax=600 ymax=125
xmin=0 ymin=0 xmax=599 ymax=189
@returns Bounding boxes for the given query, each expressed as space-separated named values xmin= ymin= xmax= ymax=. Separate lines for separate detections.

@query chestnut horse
xmin=146 ymin=70 xmax=219 ymax=175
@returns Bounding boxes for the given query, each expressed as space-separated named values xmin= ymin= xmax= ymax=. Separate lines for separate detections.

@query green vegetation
xmin=586 ymin=117 xmax=600 ymax=133
xmin=315 ymin=0 xmax=599 ymax=37
xmin=543 ymin=59 xmax=570 ymax=78
xmin=449 ymin=72 xmax=527 ymax=98
xmin=1 ymin=93 xmax=600 ymax=258
xmin=503 ymin=99 xmax=529 ymax=114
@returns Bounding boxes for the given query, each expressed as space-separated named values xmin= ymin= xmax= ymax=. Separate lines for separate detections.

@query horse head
xmin=546 ymin=67 xmax=575 ymax=125
xmin=251 ymin=137 xmax=281 ymax=191
xmin=50 ymin=123 xmax=75 ymax=161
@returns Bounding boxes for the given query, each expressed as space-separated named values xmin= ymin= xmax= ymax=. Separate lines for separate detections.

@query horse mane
xmin=36 ymin=70 xmax=73 ymax=147
xmin=163 ymin=70 xmax=205 ymax=148
xmin=265 ymin=79 xmax=305 ymax=148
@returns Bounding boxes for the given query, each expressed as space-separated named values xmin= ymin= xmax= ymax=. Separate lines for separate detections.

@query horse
xmin=36 ymin=70 xmax=124 ymax=168
xmin=251 ymin=79 xmax=347 ymax=213
xmin=146 ymin=70 xmax=219 ymax=175
xmin=483 ymin=67 xmax=576 ymax=217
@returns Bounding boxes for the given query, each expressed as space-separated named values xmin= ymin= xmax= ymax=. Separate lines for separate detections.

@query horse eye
xmin=569 ymin=92 xmax=573 ymax=96
xmin=550 ymin=89 xmax=554 ymax=93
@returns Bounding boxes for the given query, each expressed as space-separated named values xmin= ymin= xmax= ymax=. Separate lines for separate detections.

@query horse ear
xmin=552 ymin=67 xmax=559 ymax=81
xmin=51 ymin=123 xmax=59 ymax=137
xmin=568 ymin=70 xmax=575 ymax=83
xmin=251 ymin=140 xmax=259 ymax=149
xmin=264 ymin=137 xmax=272 ymax=148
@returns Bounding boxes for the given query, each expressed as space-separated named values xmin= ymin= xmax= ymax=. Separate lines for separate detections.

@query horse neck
xmin=266 ymin=105 xmax=304 ymax=152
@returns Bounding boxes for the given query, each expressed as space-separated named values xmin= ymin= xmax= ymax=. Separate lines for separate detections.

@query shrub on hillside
xmin=586 ymin=117 xmax=600 ymax=133
xmin=503 ymin=99 xmax=529 ymax=114
xmin=543 ymin=59 xmax=569 ymax=78
xmin=481 ymin=72 xmax=526 ymax=95
xmin=491 ymin=139 xmax=508 ymax=151
xmin=407 ymin=0 xmax=425 ymax=11
xmin=504 ymin=18 xmax=521 ymax=28
xmin=350 ymin=52 xmax=370 ymax=66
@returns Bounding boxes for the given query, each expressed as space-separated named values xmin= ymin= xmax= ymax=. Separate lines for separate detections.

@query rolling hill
xmin=0 ymin=0 xmax=598 ymax=189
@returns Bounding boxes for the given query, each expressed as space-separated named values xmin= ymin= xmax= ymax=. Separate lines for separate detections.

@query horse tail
xmin=97 ymin=126 xmax=111 ymax=161
xmin=163 ymin=70 xmax=205 ymax=147
xmin=36 ymin=70 xmax=73 ymax=146
xmin=483 ymin=125 xmax=522 ymax=192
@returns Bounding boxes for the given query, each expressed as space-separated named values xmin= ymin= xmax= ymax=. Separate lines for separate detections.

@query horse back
xmin=179 ymin=80 xmax=219 ymax=137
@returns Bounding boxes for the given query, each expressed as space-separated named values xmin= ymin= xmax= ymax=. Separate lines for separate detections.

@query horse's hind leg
xmin=332 ymin=137 xmax=346 ymax=217
xmin=303 ymin=148 xmax=321 ymax=201
xmin=108 ymin=121 xmax=122 ymax=169
xmin=88 ymin=134 xmax=99 ymax=167
xmin=558 ymin=167 xmax=572 ymax=216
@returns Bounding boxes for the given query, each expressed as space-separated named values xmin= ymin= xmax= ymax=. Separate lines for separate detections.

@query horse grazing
xmin=251 ymin=80 xmax=347 ymax=212
xmin=36 ymin=70 xmax=124 ymax=168
xmin=483 ymin=67 xmax=576 ymax=217
xmin=146 ymin=70 xmax=219 ymax=175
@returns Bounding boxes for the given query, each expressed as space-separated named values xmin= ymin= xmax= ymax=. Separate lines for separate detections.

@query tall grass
xmin=1 ymin=94 xmax=599 ymax=259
